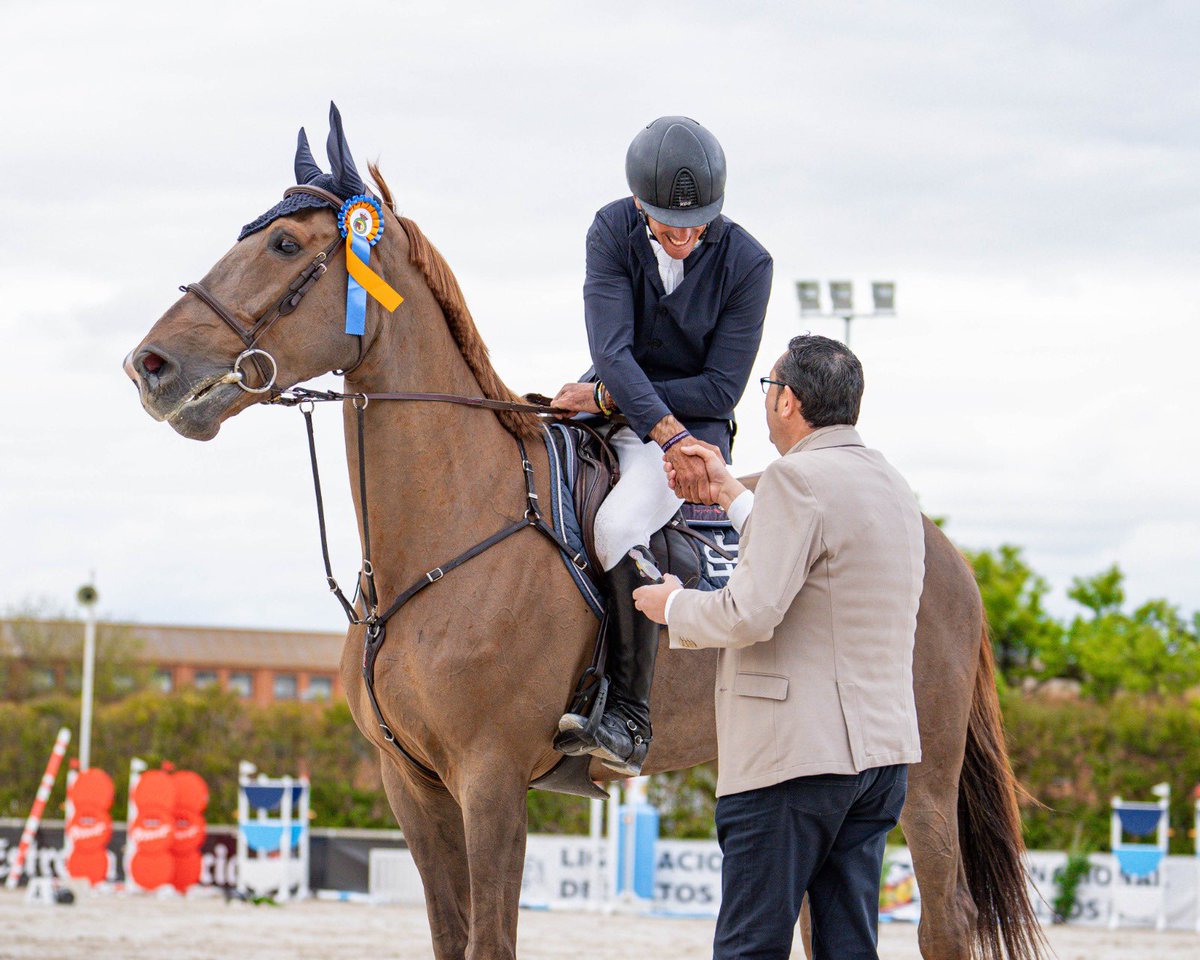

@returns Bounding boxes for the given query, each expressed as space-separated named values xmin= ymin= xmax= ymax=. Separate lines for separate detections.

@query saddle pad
xmin=543 ymin=424 xmax=605 ymax=618
xmin=541 ymin=424 xmax=741 ymax=614
xmin=681 ymin=503 xmax=741 ymax=589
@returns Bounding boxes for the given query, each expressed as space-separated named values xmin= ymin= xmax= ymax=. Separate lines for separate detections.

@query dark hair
xmin=777 ymin=334 xmax=864 ymax=428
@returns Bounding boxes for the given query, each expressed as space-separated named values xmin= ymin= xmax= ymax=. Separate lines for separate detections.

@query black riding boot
xmin=557 ymin=546 xmax=661 ymax=776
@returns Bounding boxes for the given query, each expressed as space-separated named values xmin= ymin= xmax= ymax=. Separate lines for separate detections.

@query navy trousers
xmin=712 ymin=764 xmax=908 ymax=960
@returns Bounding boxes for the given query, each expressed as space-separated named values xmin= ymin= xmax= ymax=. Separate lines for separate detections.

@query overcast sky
xmin=1 ymin=1 xmax=1197 ymax=632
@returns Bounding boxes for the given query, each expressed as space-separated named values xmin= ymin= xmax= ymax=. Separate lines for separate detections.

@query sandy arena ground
xmin=2 ymin=888 xmax=1197 ymax=959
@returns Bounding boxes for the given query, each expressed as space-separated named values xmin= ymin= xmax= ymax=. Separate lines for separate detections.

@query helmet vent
xmin=669 ymin=169 xmax=699 ymax=209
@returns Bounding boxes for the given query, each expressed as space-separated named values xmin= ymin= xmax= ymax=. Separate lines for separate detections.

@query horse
xmin=124 ymin=110 xmax=1046 ymax=960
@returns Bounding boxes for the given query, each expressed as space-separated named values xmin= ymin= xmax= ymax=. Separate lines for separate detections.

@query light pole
xmin=795 ymin=280 xmax=896 ymax=347
xmin=77 ymin=582 xmax=99 ymax=771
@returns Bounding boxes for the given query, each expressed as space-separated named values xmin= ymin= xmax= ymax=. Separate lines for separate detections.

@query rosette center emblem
xmin=338 ymin=195 xmax=384 ymax=246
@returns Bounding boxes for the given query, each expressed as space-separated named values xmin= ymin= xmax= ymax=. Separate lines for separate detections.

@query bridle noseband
xmin=179 ymin=185 xmax=355 ymax=394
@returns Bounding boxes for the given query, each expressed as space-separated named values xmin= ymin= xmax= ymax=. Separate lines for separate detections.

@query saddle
xmin=542 ymin=421 xmax=740 ymax=613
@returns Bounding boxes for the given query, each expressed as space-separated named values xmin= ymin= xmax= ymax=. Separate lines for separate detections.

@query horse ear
xmin=294 ymin=128 xmax=324 ymax=184
xmin=326 ymin=101 xmax=366 ymax=197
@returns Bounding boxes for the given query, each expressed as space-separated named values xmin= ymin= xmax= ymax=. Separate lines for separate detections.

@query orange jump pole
xmin=5 ymin=726 xmax=72 ymax=889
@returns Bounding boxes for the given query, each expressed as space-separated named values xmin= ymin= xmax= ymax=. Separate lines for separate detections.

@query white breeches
xmin=593 ymin=426 xmax=685 ymax=572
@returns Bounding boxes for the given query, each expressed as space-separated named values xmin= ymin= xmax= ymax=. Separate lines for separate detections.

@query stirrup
xmin=553 ymin=677 xmax=609 ymax=755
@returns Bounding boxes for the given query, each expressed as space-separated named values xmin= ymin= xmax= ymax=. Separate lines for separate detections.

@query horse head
xmin=124 ymin=103 xmax=387 ymax=440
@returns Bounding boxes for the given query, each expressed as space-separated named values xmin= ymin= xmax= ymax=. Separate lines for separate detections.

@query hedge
xmin=1000 ymin=690 xmax=1200 ymax=855
xmin=0 ymin=690 xmax=390 ymax=828
xmin=3 ymin=689 xmax=1198 ymax=851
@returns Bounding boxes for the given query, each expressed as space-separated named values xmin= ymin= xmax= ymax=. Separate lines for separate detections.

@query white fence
xmin=369 ymin=840 xmax=1200 ymax=931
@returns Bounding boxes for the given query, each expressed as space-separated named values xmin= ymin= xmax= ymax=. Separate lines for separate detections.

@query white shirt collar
xmin=647 ymin=228 xmax=698 ymax=295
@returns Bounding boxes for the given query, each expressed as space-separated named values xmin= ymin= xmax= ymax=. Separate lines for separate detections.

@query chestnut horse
xmin=124 ymin=126 xmax=1045 ymax=960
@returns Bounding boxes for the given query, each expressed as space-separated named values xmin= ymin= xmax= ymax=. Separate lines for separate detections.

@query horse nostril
xmin=134 ymin=348 xmax=175 ymax=388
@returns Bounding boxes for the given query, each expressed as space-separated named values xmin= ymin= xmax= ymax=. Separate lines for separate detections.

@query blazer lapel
xmin=630 ymin=224 xmax=666 ymax=297
xmin=682 ymin=216 xmax=725 ymax=279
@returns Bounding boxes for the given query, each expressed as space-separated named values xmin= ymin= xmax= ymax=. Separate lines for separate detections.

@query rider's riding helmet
xmin=625 ymin=116 xmax=726 ymax=229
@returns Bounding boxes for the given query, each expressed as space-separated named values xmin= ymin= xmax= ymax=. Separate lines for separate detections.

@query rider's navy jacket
xmin=581 ymin=197 xmax=773 ymax=460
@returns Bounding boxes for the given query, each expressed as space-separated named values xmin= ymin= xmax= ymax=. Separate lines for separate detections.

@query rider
xmin=554 ymin=116 xmax=773 ymax=775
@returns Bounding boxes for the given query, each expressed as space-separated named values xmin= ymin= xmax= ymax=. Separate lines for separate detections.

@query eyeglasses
xmin=759 ymin=377 xmax=789 ymax=395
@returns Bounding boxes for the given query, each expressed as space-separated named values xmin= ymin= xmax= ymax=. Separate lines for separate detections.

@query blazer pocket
xmin=733 ymin=672 xmax=789 ymax=701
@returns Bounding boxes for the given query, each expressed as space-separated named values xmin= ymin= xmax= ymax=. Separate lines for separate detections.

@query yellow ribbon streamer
xmin=346 ymin=238 xmax=403 ymax=312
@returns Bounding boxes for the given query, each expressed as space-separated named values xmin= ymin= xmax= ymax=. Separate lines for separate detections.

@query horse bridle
xmin=179 ymin=185 xmax=353 ymax=394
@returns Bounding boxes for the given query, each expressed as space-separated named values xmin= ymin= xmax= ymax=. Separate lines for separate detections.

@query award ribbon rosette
xmin=338 ymin=194 xmax=403 ymax=335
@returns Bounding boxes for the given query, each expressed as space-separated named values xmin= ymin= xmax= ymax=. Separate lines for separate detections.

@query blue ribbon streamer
xmin=344 ymin=234 xmax=371 ymax=335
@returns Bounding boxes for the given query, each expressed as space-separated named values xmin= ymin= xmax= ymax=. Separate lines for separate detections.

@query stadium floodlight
xmin=795 ymin=278 xmax=898 ymax=347
xmin=795 ymin=281 xmax=822 ymax=315
xmin=872 ymin=282 xmax=896 ymax=315
xmin=828 ymin=281 xmax=854 ymax=314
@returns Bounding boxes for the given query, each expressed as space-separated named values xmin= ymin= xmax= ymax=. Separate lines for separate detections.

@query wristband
xmin=661 ymin=429 xmax=692 ymax=453
xmin=602 ymin=385 xmax=617 ymax=415
xmin=595 ymin=381 xmax=614 ymax=417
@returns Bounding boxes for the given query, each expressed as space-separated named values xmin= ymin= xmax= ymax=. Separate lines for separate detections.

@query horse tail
xmin=958 ymin=621 xmax=1050 ymax=960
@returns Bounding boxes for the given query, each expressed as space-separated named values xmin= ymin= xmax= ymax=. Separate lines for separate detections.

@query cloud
xmin=1 ymin=1 xmax=1197 ymax=629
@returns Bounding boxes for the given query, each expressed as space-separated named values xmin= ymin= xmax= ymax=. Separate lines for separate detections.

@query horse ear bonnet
xmin=238 ymin=101 xmax=374 ymax=240
xmin=325 ymin=102 xmax=366 ymax=198
xmin=294 ymin=128 xmax=324 ymax=184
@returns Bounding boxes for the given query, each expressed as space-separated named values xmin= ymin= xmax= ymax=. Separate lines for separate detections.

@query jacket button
xmin=650 ymin=338 xmax=663 ymax=347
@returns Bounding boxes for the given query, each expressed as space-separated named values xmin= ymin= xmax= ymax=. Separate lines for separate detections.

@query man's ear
xmin=779 ymin=386 xmax=793 ymax=416
xmin=784 ymin=388 xmax=803 ymax=422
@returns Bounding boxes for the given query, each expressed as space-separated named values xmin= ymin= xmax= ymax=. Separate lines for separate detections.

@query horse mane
xmin=368 ymin=161 xmax=541 ymax=441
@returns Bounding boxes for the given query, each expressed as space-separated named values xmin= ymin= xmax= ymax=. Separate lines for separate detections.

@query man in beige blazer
xmin=634 ymin=334 xmax=925 ymax=960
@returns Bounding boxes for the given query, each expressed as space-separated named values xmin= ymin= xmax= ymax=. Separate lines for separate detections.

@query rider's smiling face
xmin=635 ymin=199 xmax=707 ymax=260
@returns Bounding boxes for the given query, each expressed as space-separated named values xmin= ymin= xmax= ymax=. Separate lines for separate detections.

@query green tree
xmin=648 ymin=764 xmax=719 ymax=839
xmin=1 ymin=602 xmax=149 ymax=702
xmin=965 ymin=545 xmax=1062 ymax=684
xmin=1051 ymin=566 xmax=1200 ymax=699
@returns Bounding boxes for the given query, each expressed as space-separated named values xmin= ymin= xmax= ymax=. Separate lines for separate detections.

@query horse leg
xmin=380 ymin=754 xmax=472 ymax=960
xmin=889 ymin=520 xmax=981 ymax=959
xmin=456 ymin=765 xmax=531 ymax=960
xmin=798 ymin=897 xmax=813 ymax=959
xmin=901 ymin=762 xmax=976 ymax=960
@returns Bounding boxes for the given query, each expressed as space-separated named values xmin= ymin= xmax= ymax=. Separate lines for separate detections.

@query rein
xmin=277 ymin=386 xmax=570 ymax=416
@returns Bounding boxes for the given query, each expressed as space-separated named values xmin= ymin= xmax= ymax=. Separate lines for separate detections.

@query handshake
xmin=547 ymin=380 xmax=745 ymax=507
xmin=663 ymin=440 xmax=747 ymax=509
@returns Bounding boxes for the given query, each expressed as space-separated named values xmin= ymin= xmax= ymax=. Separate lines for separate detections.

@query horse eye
xmin=274 ymin=235 xmax=301 ymax=256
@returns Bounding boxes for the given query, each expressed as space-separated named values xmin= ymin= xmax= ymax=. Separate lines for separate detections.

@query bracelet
xmin=595 ymin=381 xmax=615 ymax=417
xmin=661 ymin=429 xmax=692 ymax=453
xmin=602 ymin=385 xmax=617 ymax=415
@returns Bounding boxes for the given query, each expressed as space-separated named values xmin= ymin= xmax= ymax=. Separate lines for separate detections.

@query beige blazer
xmin=668 ymin=425 xmax=925 ymax=797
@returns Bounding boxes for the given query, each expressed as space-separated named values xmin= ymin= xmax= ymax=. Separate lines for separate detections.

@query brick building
xmin=0 ymin=619 xmax=345 ymax=706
